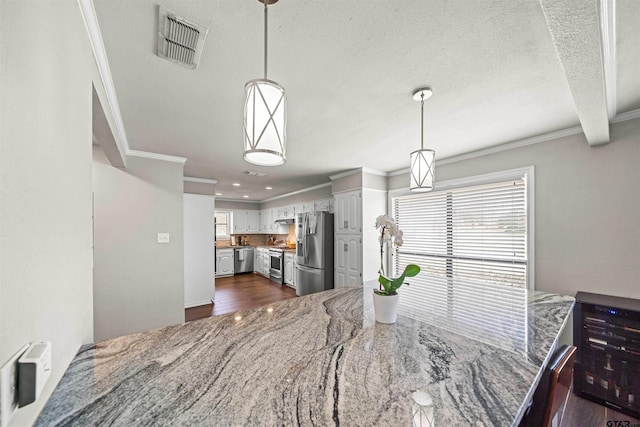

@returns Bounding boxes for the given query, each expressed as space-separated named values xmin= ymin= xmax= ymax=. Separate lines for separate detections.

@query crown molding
xmin=260 ymin=182 xmax=332 ymax=203
xmin=184 ymin=177 xmax=218 ymax=184
xmin=388 ymin=125 xmax=583 ymax=176
xmin=78 ymin=0 xmax=130 ymax=161
xmin=600 ymin=0 xmax=617 ymax=120
xmin=361 ymin=167 xmax=389 ymax=177
xmin=612 ymin=108 xmax=640 ymax=124
xmin=128 ymin=150 xmax=187 ymax=164
xmin=215 ymin=198 xmax=261 ymax=204
xmin=329 ymin=168 xmax=360 ymax=181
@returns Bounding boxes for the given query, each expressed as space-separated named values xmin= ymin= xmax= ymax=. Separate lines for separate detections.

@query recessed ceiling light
xmin=232 ymin=183 xmax=241 ymax=186
xmin=243 ymin=195 xmax=249 ymax=198
xmin=215 ymin=192 xmax=222 ymax=196
xmin=265 ymin=186 xmax=272 ymax=190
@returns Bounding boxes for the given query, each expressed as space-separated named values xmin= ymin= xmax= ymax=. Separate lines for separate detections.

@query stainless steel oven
xmin=269 ymin=248 xmax=284 ymax=284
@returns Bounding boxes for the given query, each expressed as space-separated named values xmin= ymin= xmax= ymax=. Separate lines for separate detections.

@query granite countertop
xmin=36 ymin=282 xmax=574 ymax=426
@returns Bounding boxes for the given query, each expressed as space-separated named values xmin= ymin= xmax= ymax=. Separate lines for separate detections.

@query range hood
xmin=274 ymin=218 xmax=294 ymax=224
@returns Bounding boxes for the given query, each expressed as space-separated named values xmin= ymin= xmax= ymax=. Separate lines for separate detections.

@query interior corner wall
xmin=0 ymin=1 xmax=94 ymax=425
xmin=93 ymin=147 xmax=185 ymax=341
xmin=388 ymin=118 xmax=640 ymax=300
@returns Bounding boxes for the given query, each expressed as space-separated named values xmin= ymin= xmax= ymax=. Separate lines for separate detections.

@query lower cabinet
xmin=334 ymin=234 xmax=361 ymax=288
xmin=284 ymin=252 xmax=295 ymax=288
xmin=254 ymin=247 xmax=270 ymax=278
xmin=215 ymin=248 xmax=234 ymax=277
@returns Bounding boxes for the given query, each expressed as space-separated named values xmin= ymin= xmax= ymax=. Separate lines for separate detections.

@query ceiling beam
xmin=539 ymin=0 xmax=611 ymax=145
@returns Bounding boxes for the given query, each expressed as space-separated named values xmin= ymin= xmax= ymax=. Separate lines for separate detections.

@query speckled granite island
xmin=36 ymin=282 xmax=574 ymax=426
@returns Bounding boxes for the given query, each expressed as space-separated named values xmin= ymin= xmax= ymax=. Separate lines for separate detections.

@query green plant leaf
xmin=377 ymin=264 xmax=420 ymax=295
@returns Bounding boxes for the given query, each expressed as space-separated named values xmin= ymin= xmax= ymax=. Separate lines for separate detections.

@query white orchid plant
xmin=375 ymin=214 xmax=420 ymax=296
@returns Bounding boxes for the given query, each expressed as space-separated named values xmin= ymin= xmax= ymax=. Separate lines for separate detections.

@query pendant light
xmin=410 ymin=88 xmax=435 ymax=192
xmin=243 ymin=0 xmax=287 ymax=167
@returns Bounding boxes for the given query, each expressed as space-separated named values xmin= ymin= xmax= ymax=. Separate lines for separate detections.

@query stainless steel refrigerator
xmin=295 ymin=211 xmax=334 ymax=296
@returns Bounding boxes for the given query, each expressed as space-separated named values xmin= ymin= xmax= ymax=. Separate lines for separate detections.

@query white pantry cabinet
xmin=333 ymin=188 xmax=385 ymax=288
xmin=334 ymin=234 xmax=361 ymax=288
xmin=334 ymin=191 xmax=361 ymax=234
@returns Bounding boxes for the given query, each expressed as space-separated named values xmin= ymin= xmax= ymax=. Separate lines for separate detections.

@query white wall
xmin=0 ymin=2 xmax=94 ymax=425
xmin=93 ymin=147 xmax=185 ymax=341
xmin=184 ymin=194 xmax=215 ymax=307
xmin=389 ymin=118 xmax=640 ymax=300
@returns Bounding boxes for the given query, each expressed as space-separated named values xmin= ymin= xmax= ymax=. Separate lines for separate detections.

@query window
xmin=215 ymin=211 xmax=230 ymax=240
xmin=390 ymin=168 xmax=532 ymax=350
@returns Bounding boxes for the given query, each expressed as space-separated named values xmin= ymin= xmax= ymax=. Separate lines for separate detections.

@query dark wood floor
xmin=185 ymin=273 xmax=297 ymax=321
xmin=561 ymin=388 xmax=639 ymax=427
xmin=185 ymin=276 xmax=639 ymax=426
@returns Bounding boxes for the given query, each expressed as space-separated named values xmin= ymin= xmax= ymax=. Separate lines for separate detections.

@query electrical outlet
xmin=0 ymin=344 xmax=29 ymax=427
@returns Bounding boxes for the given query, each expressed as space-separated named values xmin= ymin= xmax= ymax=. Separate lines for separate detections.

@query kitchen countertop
xmin=36 ymin=282 xmax=574 ymax=426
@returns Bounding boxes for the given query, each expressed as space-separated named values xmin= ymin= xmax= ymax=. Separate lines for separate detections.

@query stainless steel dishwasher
xmin=234 ymin=247 xmax=254 ymax=274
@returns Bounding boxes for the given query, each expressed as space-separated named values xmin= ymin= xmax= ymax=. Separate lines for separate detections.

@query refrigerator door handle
xmin=296 ymin=264 xmax=321 ymax=274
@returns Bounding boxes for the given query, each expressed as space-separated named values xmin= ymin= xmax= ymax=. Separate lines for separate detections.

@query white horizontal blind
xmin=392 ymin=176 xmax=528 ymax=352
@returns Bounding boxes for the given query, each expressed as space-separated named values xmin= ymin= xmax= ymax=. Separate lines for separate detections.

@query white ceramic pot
xmin=372 ymin=291 xmax=399 ymax=324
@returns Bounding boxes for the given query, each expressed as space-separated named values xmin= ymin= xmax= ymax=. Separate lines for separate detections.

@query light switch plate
xmin=0 ymin=344 xmax=29 ymax=427
xmin=157 ymin=233 xmax=170 ymax=243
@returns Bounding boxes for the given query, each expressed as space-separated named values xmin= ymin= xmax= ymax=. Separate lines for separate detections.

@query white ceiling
xmin=92 ymin=0 xmax=640 ymax=201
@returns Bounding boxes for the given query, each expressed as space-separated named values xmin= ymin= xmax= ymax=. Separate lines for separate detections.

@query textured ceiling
xmin=93 ymin=0 xmax=640 ymax=201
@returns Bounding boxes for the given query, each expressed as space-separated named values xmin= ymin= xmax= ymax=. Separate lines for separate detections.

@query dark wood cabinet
xmin=573 ymin=291 xmax=640 ymax=419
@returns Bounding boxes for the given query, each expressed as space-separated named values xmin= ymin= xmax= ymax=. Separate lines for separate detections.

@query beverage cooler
xmin=573 ymin=291 xmax=640 ymax=419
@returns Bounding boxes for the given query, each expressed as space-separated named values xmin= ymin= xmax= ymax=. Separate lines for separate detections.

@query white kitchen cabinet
xmin=334 ymin=191 xmax=361 ymax=234
xmin=253 ymin=249 xmax=260 ymax=274
xmin=255 ymin=247 xmax=270 ymax=277
xmin=284 ymin=252 xmax=295 ymax=287
xmin=246 ymin=210 xmax=260 ymax=233
xmin=260 ymin=209 xmax=272 ymax=233
xmin=262 ymin=248 xmax=270 ymax=276
xmin=277 ymin=205 xmax=295 ymax=220
xmin=315 ymin=197 xmax=334 ymax=213
xmin=302 ymin=202 xmax=315 ymax=213
xmin=334 ymin=235 xmax=361 ymax=288
xmin=215 ymin=248 xmax=234 ymax=277
xmin=232 ymin=210 xmax=247 ymax=233
xmin=232 ymin=210 xmax=260 ymax=234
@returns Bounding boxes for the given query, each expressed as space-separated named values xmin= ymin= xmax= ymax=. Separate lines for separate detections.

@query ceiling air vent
xmin=157 ymin=6 xmax=208 ymax=69
xmin=243 ymin=170 xmax=267 ymax=177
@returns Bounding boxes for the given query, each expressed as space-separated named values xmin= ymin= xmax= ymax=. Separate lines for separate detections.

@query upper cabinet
xmin=276 ymin=205 xmax=295 ymax=220
xmin=229 ymin=197 xmax=335 ymax=235
xmin=232 ymin=210 xmax=260 ymax=234
xmin=334 ymin=191 xmax=361 ymax=234
xmin=315 ymin=198 xmax=334 ymax=213
xmin=246 ymin=210 xmax=260 ymax=233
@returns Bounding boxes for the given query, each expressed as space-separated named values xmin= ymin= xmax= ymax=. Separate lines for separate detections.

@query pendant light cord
xmin=420 ymin=93 xmax=424 ymax=150
xmin=264 ymin=2 xmax=268 ymax=79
